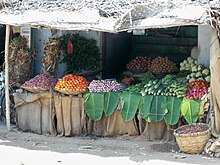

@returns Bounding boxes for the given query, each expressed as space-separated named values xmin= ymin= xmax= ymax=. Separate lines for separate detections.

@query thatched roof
xmin=0 ymin=0 xmax=219 ymax=32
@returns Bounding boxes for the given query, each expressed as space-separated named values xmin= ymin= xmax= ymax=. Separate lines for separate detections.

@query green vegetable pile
xmin=140 ymin=75 xmax=187 ymax=98
xmin=59 ymin=33 xmax=100 ymax=74
xmin=138 ymin=71 xmax=155 ymax=84
xmin=180 ymin=57 xmax=210 ymax=82
xmin=123 ymin=83 xmax=144 ymax=93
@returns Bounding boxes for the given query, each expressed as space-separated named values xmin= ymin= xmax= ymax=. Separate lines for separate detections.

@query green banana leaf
xmin=104 ymin=92 xmax=121 ymax=116
xmin=146 ymin=95 xmax=167 ymax=122
xmin=120 ymin=92 xmax=142 ymax=121
xmin=84 ymin=92 xmax=105 ymax=121
xmin=181 ymin=98 xmax=201 ymax=124
xmin=139 ymin=95 xmax=154 ymax=118
xmin=163 ymin=96 xmax=182 ymax=125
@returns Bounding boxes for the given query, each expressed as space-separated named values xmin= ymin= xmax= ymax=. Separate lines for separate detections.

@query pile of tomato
xmin=54 ymin=74 xmax=89 ymax=92
xmin=187 ymin=79 xmax=209 ymax=89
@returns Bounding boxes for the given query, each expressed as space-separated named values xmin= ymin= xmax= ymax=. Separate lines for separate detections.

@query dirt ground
xmin=0 ymin=121 xmax=219 ymax=165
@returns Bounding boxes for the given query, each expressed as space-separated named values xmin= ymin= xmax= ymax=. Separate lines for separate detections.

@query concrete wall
xmin=31 ymin=29 xmax=101 ymax=78
xmin=198 ymin=25 xmax=212 ymax=68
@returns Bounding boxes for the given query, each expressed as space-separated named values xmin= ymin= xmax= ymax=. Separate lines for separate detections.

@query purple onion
xmin=21 ymin=74 xmax=58 ymax=89
xmin=88 ymin=79 xmax=122 ymax=92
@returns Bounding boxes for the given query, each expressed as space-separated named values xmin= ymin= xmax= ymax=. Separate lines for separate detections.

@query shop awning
xmin=0 ymin=0 xmax=219 ymax=32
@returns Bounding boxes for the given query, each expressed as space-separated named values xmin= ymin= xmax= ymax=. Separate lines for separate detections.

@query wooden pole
xmin=4 ymin=24 xmax=11 ymax=131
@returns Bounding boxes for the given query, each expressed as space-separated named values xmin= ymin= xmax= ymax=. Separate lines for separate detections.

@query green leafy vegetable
xmin=59 ymin=33 xmax=100 ymax=74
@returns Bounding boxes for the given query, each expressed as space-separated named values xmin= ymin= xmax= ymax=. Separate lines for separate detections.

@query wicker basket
xmin=55 ymin=89 xmax=84 ymax=96
xmin=174 ymin=123 xmax=210 ymax=154
xmin=21 ymin=86 xmax=50 ymax=93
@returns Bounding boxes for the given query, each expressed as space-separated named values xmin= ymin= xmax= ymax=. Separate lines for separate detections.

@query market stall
xmin=0 ymin=1 xmax=220 ymax=147
xmin=12 ymin=51 xmax=210 ymax=142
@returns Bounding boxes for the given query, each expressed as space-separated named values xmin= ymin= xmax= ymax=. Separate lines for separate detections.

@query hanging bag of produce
xmin=67 ymin=38 xmax=73 ymax=54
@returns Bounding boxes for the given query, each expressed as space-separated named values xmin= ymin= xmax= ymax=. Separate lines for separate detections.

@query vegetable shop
xmin=0 ymin=0 xmax=220 ymax=150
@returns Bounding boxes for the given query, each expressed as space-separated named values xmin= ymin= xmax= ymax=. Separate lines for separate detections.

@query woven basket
xmin=21 ymin=86 xmax=50 ymax=93
xmin=174 ymin=123 xmax=210 ymax=154
xmin=55 ymin=89 xmax=84 ymax=95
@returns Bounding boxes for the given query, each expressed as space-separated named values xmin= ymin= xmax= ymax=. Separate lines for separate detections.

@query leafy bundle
xmin=59 ymin=34 xmax=100 ymax=74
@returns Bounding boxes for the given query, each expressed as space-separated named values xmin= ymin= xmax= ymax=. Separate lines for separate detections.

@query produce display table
xmin=138 ymin=118 xmax=175 ymax=141
xmin=86 ymin=110 xmax=139 ymax=137
xmin=13 ymin=90 xmax=208 ymax=141
xmin=14 ymin=91 xmax=86 ymax=136
xmin=13 ymin=91 xmax=139 ymax=137
xmin=13 ymin=92 xmax=56 ymax=135
xmin=54 ymin=94 xmax=86 ymax=136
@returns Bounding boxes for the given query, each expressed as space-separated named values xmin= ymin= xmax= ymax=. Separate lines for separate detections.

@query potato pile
xmin=126 ymin=56 xmax=152 ymax=73
xmin=150 ymin=56 xmax=178 ymax=74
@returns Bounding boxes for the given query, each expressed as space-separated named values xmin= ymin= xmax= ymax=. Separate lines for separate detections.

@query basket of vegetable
xmin=21 ymin=74 xmax=58 ymax=93
xmin=55 ymin=89 xmax=84 ymax=95
xmin=174 ymin=123 xmax=210 ymax=154
xmin=54 ymin=74 xmax=89 ymax=95
xmin=21 ymin=87 xmax=51 ymax=93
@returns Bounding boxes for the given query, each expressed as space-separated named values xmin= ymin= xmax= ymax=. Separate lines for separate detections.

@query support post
xmin=4 ymin=24 xmax=11 ymax=131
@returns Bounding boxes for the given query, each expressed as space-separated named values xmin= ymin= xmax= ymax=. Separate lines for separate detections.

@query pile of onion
xmin=21 ymin=74 xmax=58 ymax=89
xmin=126 ymin=56 xmax=152 ymax=73
xmin=88 ymin=79 xmax=122 ymax=92
xmin=150 ymin=56 xmax=178 ymax=74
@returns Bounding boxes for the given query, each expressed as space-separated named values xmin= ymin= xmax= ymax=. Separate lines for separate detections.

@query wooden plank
xmin=132 ymin=36 xmax=197 ymax=46
xmin=132 ymin=44 xmax=193 ymax=56
xmin=145 ymin=26 xmax=198 ymax=38
xmin=129 ymin=52 xmax=189 ymax=63
xmin=145 ymin=27 xmax=180 ymax=36
xmin=181 ymin=26 xmax=198 ymax=38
